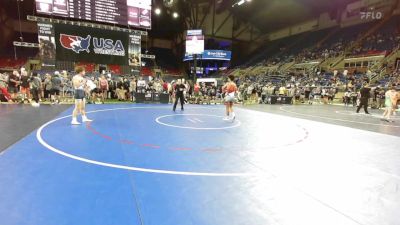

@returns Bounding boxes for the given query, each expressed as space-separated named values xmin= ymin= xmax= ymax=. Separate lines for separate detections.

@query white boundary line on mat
xmin=279 ymin=106 xmax=400 ymax=128
xmin=156 ymin=114 xmax=241 ymax=130
xmin=36 ymin=106 xmax=257 ymax=177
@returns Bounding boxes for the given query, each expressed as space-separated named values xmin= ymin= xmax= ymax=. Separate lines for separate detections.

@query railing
xmin=368 ymin=46 xmax=399 ymax=76
xmin=279 ymin=61 xmax=296 ymax=72
xmin=329 ymin=54 xmax=345 ymax=68
xmin=371 ymin=67 xmax=387 ymax=83
xmin=384 ymin=45 xmax=400 ymax=64
xmin=370 ymin=73 xmax=379 ymax=81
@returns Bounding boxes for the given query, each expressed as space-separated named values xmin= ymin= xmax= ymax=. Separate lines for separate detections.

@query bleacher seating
xmin=141 ymin=67 xmax=154 ymax=76
xmin=164 ymin=68 xmax=181 ymax=76
xmin=108 ymin=65 xmax=122 ymax=75
xmin=241 ymin=32 xmax=309 ymax=66
xmin=0 ymin=57 xmax=27 ymax=70
xmin=355 ymin=15 xmax=400 ymax=55
xmin=232 ymin=14 xmax=400 ymax=89
xmin=75 ymin=62 xmax=95 ymax=73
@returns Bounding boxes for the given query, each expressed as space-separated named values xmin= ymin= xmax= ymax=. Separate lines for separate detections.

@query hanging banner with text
xmin=183 ymin=50 xmax=231 ymax=61
xmin=37 ymin=22 xmax=56 ymax=66
xmin=128 ymin=34 xmax=141 ymax=67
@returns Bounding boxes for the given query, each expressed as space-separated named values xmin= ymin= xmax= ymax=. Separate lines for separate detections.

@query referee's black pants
xmin=173 ymin=94 xmax=184 ymax=110
xmin=356 ymin=97 xmax=369 ymax=113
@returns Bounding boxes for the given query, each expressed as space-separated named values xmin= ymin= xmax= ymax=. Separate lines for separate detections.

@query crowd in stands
xmin=352 ymin=32 xmax=400 ymax=56
xmin=251 ymin=17 xmax=400 ymax=68
xmin=0 ymin=58 xmax=27 ymax=70
xmin=296 ymin=41 xmax=345 ymax=62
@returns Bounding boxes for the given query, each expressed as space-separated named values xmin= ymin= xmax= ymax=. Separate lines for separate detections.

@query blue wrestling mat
xmin=1 ymin=104 xmax=399 ymax=225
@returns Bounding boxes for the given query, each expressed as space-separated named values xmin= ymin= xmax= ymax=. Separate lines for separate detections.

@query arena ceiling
xmin=226 ymin=0 xmax=358 ymax=33
xmin=157 ymin=0 xmax=360 ymax=37
xmin=2 ymin=0 xmax=359 ymax=38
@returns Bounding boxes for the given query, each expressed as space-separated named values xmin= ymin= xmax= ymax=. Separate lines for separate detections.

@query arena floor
xmin=0 ymin=104 xmax=399 ymax=225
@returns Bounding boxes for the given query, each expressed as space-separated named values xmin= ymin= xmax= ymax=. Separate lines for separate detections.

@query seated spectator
xmin=0 ymin=72 xmax=12 ymax=102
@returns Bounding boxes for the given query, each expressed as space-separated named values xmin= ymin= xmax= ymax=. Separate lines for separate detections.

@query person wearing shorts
xmin=20 ymin=70 xmax=31 ymax=103
xmin=381 ymin=85 xmax=398 ymax=123
xmin=222 ymin=75 xmax=238 ymax=121
xmin=71 ymin=66 xmax=92 ymax=125
xmin=86 ymin=77 xmax=99 ymax=104
xmin=99 ymin=75 xmax=109 ymax=103
xmin=129 ymin=78 xmax=137 ymax=102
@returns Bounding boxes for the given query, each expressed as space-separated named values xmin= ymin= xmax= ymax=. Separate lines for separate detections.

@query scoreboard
xmin=35 ymin=0 xmax=151 ymax=29
xmin=185 ymin=30 xmax=204 ymax=55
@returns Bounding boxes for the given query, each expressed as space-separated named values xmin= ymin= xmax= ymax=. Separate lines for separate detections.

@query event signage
xmin=54 ymin=23 xmax=129 ymax=65
xmin=35 ymin=0 xmax=151 ymax=29
xmin=187 ymin=30 xmax=202 ymax=36
xmin=37 ymin=22 xmax=56 ymax=66
xmin=128 ymin=34 xmax=141 ymax=66
xmin=185 ymin=35 xmax=204 ymax=55
xmin=183 ymin=50 xmax=232 ymax=61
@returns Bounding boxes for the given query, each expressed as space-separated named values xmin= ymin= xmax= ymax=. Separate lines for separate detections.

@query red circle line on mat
xmin=85 ymin=122 xmax=309 ymax=152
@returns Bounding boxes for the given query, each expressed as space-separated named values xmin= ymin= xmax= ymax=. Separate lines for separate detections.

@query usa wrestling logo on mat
xmin=60 ymin=34 xmax=91 ymax=54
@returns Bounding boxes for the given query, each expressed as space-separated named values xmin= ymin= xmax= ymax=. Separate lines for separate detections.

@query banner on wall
xmin=54 ymin=23 xmax=129 ymax=65
xmin=128 ymin=34 xmax=141 ymax=67
xmin=37 ymin=22 xmax=56 ymax=66
xmin=183 ymin=50 xmax=231 ymax=61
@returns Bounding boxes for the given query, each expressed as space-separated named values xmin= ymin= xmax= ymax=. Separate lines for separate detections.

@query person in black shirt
xmin=50 ymin=71 xmax=62 ymax=104
xmin=20 ymin=70 xmax=31 ymax=103
xmin=107 ymin=75 xmax=116 ymax=99
xmin=123 ymin=78 xmax=130 ymax=100
xmin=356 ymin=83 xmax=371 ymax=114
xmin=116 ymin=78 xmax=125 ymax=101
xmin=173 ymin=79 xmax=185 ymax=111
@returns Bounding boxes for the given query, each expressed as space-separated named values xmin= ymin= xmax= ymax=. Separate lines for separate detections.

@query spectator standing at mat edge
xmin=50 ymin=71 xmax=62 ymax=104
xmin=30 ymin=72 xmax=42 ymax=107
xmin=20 ymin=69 xmax=31 ymax=104
xmin=8 ymin=70 xmax=20 ymax=102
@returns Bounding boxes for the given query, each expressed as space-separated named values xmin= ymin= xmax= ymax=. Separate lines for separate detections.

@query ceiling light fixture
xmin=232 ymin=0 xmax=250 ymax=7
